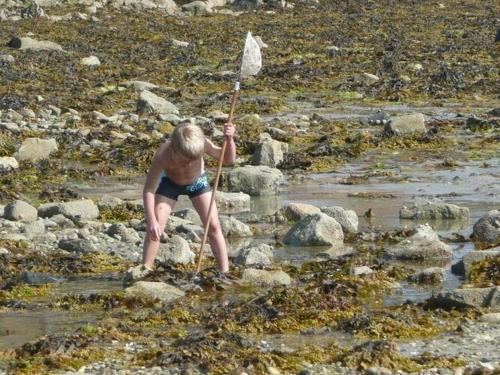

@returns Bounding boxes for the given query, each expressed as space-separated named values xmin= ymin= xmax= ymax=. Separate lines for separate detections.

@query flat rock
xmin=58 ymin=238 xmax=98 ymax=253
xmin=472 ymin=210 xmax=500 ymax=247
xmin=16 ymin=137 xmax=58 ymax=162
xmin=241 ymin=269 xmax=291 ymax=286
xmin=384 ymin=113 xmax=426 ymax=136
xmin=316 ymin=245 xmax=355 ymax=260
xmin=320 ymin=206 xmax=358 ymax=234
xmin=400 ymin=201 xmax=470 ymax=221
xmin=7 ymin=36 xmax=63 ymax=51
xmin=227 ymin=165 xmax=284 ymax=196
xmin=283 ymin=203 xmax=320 ymax=221
xmin=284 ymin=212 xmax=344 ymax=246
xmin=433 ymin=286 xmax=499 ymax=310
xmin=137 ymin=90 xmax=179 ymax=115
xmin=4 ymin=200 xmax=37 ymax=223
xmin=215 ymin=191 xmax=250 ymax=212
xmin=125 ymin=281 xmax=185 ymax=303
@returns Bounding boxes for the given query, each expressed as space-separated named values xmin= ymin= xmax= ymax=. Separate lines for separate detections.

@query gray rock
xmin=265 ymin=127 xmax=290 ymax=142
xmin=110 ymin=0 xmax=178 ymax=14
xmin=4 ymin=200 xmax=37 ymax=222
xmin=125 ymin=281 xmax=185 ymax=303
xmin=384 ymin=113 xmax=426 ymax=135
xmin=157 ymin=235 xmax=195 ymax=265
xmin=0 ymin=122 xmax=21 ymax=134
xmin=172 ymin=208 xmax=202 ymax=226
xmin=123 ymin=81 xmax=159 ymax=92
xmin=384 ymin=224 xmax=452 ymax=260
xmin=320 ymin=206 xmax=358 ymax=234
xmin=97 ymin=195 xmax=124 ymax=210
xmin=16 ymin=137 xmax=58 ymax=162
xmin=80 ymin=56 xmax=100 ymax=66
xmin=400 ymin=201 xmax=470 ymax=221
xmin=227 ymin=165 xmax=284 ymax=196
xmin=252 ymin=133 xmax=288 ymax=167
xmin=472 ymin=210 xmax=500 ymax=246
xmin=326 ymin=45 xmax=340 ymax=57
xmin=241 ymin=269 xmax=292 ymax=286
xmin=38 ymin=200 xmax=99 ymax=220
xmin=107 ymin=223 xmax=141 ymax=243
xmin=220 ymin=216 xmax=252 ymax=237
xmin=466 ymin=116 xmax=499 ymax=132
xmin=7 ymin=36 xmax=63 ymax=52
xmin=20 ymin=1 xmax=45 ymax=18
xmin=21 ymin=271 xmax=62 ymax=285
xmin=58 ymin=238 xmax=98 ymax=253
xmin=47 ymin=213 xmax=74 ymax=228
xmin=408 ymin=267 xmax=445 ymax=284
xmin=283 ymin=203 xmax=321 ymax=221
xmin=215 ymin=191 xmax=251 ymax=212
xmin=182 ymin=1 xmax=213 ymax=15
xmin=0 ymin=247 xmax=9 ymax=255
xmin=0 ymin=157 xmax=19 ymax=171
xmin=463 ymin=248 xmax=500 ymax=277
xmin=137 ymin=90 xmax=179 ymax=115
xmin=0 ymin=54 xmax=15 ymax=64
xmin=284 ymin=213 xmax=344 ymax=246
xmin=480 ymin=313 xmax=500 ymax=323
xmin=433 ymin=286 xmax=499 ymax=309
xmin=352 ymin=266 xmax=373 ymax=276
xmin=234 ymin=243 xmax=273 ymax=267
xmin=22 ymin=219 xmax=46 ymax=239
xmin=317 ymin=245 xmax=355 ymax=260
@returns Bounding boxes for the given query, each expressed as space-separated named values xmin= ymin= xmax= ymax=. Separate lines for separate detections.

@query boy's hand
xmin=148 ymin=219 xmax=162 ymax=242
xmin=223 ymin=123 xmax=235 ymax=138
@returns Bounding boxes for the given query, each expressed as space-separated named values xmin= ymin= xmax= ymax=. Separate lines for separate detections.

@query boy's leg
xmin=190 ymin=192 xmax=229 ymax=273
xmin=142 ymin=194 xmax=176 ymax=268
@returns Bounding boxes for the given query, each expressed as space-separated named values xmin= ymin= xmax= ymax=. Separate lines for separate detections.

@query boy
xmin=126 ymin=122 xmax=236 ymax=283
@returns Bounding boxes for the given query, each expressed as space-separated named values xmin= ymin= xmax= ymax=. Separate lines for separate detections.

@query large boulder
xmin=384 ymin=224 xmax=452 ymax=260
xmin=38 ymin=200 xmax=99 ymax=220
xmin=16 ymin=138 xmax=58 ymax=162
xmin=284 ymin=213 xmax=344 ymax=246
xmin=110 ymin=0 xmax=178 ymax=14
xmin=252 ymin=133 xmax=289 ymax=167
xmin=384 ymin=113 xmax=426 ymax=136
xmin=241 ymin=269 xmax=292 ymax=286
xmin=283 ymin=203 xmax=320 ymax=222
xmin=227 ymin=165 xmax=284 ymax=196
xmin=220 ymin=216 xmax=252 ymax=237
xmin=234 ymin=243 xmax=273 ymax=267
xmin=432 ymin=286 xmax=499 ymax=310
xmin=215 ymin=191 xmax=251 ymax=212
xmin=400 ymin=201 xmax=470 ymax=221
xmin=462 ymin=248 xmax=500 ymax=276
xmin=4 ymin=200 xmax=37 ymax=222
xmin=125 ymin=281 xmax=185 ymax=303
xmin=472 ymin=210 xmax=500 ymax=247
xmin=7 ymin=36 xmax=63 ymax=52
xmin=320 ymin=206 xmax=358 ymax=234
xmin=157 ymin=235 xmax=195 ymax=265
xmin=137 ymin=90 xmax=179 ymax=115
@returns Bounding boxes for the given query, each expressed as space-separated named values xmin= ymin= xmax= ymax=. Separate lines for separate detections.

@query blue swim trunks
xmin=156 ymin=171 xmax=212 ymax=201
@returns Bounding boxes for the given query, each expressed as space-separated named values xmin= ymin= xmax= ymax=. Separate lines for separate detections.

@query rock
xmin=39 ymin=200 xmax=99 ymax=220
xmin=171 ymin=39 xmax=189 ymax=48
xmin=21 ymin=271 xmax=62 ymax=285
xmin=98 ymin=195 xmax=124 ymax=210
xmin=58 ymin=238 xmax=98 ymax=253
xmin=16 ymin=137 xmax=58 ymax=162
xmin=123 ymin=264 xmax=153 ymax=286
xmin=0 ymin=248 xmax=9 ymax=255
xmin=22 ymin=219 xmax=46 ymax=239
xmin=320 ymin=206 xmax=358 ymax=234
xmin=182 ymin=1 xmax=213 ymax=15
xmin=227 ymin=165 xmax=284 ymax=196
xmin=462 ymin=248 xmax=500 ymax=276
xmin=123 ymin=81 xmax=159 ymax=92
xmin=433 ymin=286 xmax=499 ymax=309
xmin=362 ymin=72 xmax=380 ymax=83
xmin=466 ymin=116 xmax=498 ymax=132
xmin=0 ymin=122 xmax=20 ymax=134
xmin=408 ymin=267 xmax=444 ymax=284
xmin=125 ymin=281 xmax=185 ymax=303
xmin=252 ymin=134 xmax=289 ymax=167
xmin=384 ymin=224 xmax=452 ymax=260
xmin=480 ymin=313 xmax=500 ymax=323
xmin=472 ymin=210 xmax=500 ymax=247
xmin=326 ymin=45 xmax=340 ymax=57
xmin=400 ymin=201 xmax=470 ymax=221
xmin=20 ymin=1 xmax=45 ymax=18
xmin=0 ymin=157 xmax=19 ymax=171
xmin=317 ymin=245 xmax=355 ymax=260
xmin=137 ymin=90 xmax=179 ymax=115
xmin=0 ymin=54 xmax=15 ymax=64
xmin=157 ymin=235 xmax=195 ymax=265
xmin=265 ymin=127 xmax=290 ymax=142
xmin=220 ymin=216 xmax=252 ymax=237
xmin=384 ymin=113 xmax=426 ymax=136
xmin=283 ymin=203 xmax=321 ymax=222
xmin=352 ymin=266 xmax=373 ymax=276
xmin=7 ymin=36 xmax=63 ymax=52
xmin=234 ymin=243 xmax=273 ymax=267
xmin=284 ymin=213 xmax=344 ymax=246
xmin=110 ymin=0 xmax=178 ymax=14
xmin=80 ymin=56 xmax=100 ymax=66
xmin=172 ymin=208 xmax=202 ymax=226
xmin=215 ymin=191 xmax=251 ymax=212
xmin=107 ymin=223 xmax=141 ymax=243
xmin=4 ymin=200 xmax=37 ymax=222
xmin=241 ymin=269 xmax=291 ymax=286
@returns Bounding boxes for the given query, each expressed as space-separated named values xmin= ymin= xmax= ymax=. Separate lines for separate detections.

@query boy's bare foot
xmin=123 ymin=264 xmax=154 ymax=287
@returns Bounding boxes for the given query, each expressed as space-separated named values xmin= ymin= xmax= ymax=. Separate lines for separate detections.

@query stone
xmin=252 ymin=134 xmax=288 ymax=167
xmin=110 ymin=0 xmax=178 ymax=14
xmin=157 ymin=235 xmax=195 ymax=265
xmin=283 ymin=203 xmax=321 ymax=221
xmin=320 ymin=206 xmax=358 ymax=234
xmin=316 ymin=245 xmax=356 ymax=260
xmin=137 ymin=90 xmax=179 ymax=115
xmin=4 ymin=200 xmax=37 ymax=222
xmin=39 ymin=200 xmax=99 ymax=220
xmin=234 ymin=243 xmax=273 ymax=267
xmin=408 ymin=267 xmax=445 ymax=284
xmin=480 ymin=313 xmax=500 ymax=323
xmin=98 ymin=195 xmax=124 ymax=210
xmin=80 ymin=56 xmax=100 ymax=66
xmin=21 ymin=271 xmax=62 ymax=285
xmin=326 ymin=46 xmax=340 ymax=57
xmin=0 ymin=248 xmax=9 ymax=255
xmin=265 ymin=127 xmax=290 ymax=142
xmin=466 ymin=116 xmax=498 ymax=132
xmin=123 ymin=264 xmax=153 ymax=286
xmin=58 ymin=238 xmax=98 ymax=253
xmin=107 ymin=223 xmax=141 ymax=243
xmin=123 ymin=81 xmax=159 ymax=92
xmin=215 ymin=191 xmax=251 ymax=212
xmin=0 ymin=54 xmax=15 ymax=64
xmin=7 ymin=36 xmax=63 ymax=52
xmin=227 ymin=165 xmax=284 ymax=196
xmin=462 ymin=248 xmax=500 ymax=276
xmin=284 ymin=213 xmax=344 ymax=246
xmin=433 ymin=286 xmax=499 ymax=309
xmin=472 ymin=210 xmax=500 ymax=247
xmin=352 ymin=266 xmax=373 ymax=276
xmin=0 ymin=157 xmax=19 ymax=171
xmin=400 ymin=201 xmax=470 ymax=221
xmin=125 ymin=281 xmax=185 ymax=303
xmin=172 ymin=39 xmax=189 ymax=48
xmin=241 ymin=269 xmax=291 ymax=286
xmin=182 ymin=1 xmax=213 ymax=15
xmin=0 ymin=122 xmax=20 ymax=134
xmin=362 ymin=72 xmax=380 ymax=83
xmin=220 ymin=216 xmax=252 ymax=237
xmin=172 ymin=208 xmax=202 ymax=226
xmin=22 ymin=219 xmax=46 ymax=239
xmin=384 ymin=224 xmax=452 ymax=260
xmin=384 ymin=113 xmax=426 ymax=136
xmin=16 ymin=137 xmax=58 ymax=162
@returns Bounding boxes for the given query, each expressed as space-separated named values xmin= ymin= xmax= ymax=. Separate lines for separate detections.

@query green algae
xmin=468 ymin=256 xmax=500 ymax=287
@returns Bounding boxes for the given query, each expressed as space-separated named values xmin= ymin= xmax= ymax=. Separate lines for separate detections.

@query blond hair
xmin=170 ymin=124 xmax=205 ymax=160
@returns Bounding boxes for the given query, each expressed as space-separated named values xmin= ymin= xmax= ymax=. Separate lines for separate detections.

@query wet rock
xmin=400 ymin=201 xmax=470 ymax=221
xmin=0 ymin=54 xmax=15 ymax=64
xmin=215 ymin=191 xmax=250 ymax=212
xmin=265 ymin=127 xmax=290 ymax=142
xmin=432 ymin=286 xmax=499 ymax=309
xmin=58 ymin=238 xmax=98 ymax=253
xmin=283 ymin=203 xmax=320 ymax=221
xmin=172 ymin=208 xmax=202 ymax=226
xmin=182 ymin=1 xmax=213 ymax=15
xmin=80 ymin=56 xmax=100 ymax=66
xmin=7 ymin=36 xmax=63 ymax=52
xmin=252 ymin=133 xmax=288 ymax=167
xmin=107 ymin=223 xmax=141 ymax=243
xmin=284 ymin=213 xmax=344 ymax=246
xmin=241 ymin=268 xmax=291 ymax=286
xmin=0 ymin=157 xmax=19 ymax=171
xmin=352 ymin=266 xmax=373 ymax=276
xmin=384 ymin=113 xmax=426 ymax=136
xmin=466 ymin=116 xmax=499 ymax=132
xmin=472 ymin=210 xmax=500 ymax=247
xmin=234 ymin=243 xmax=273 ymax=267
xmin=137 ymin=90 xmax=179 ymax=115
xmin=320 ymin=206 xmax=358 ymax=234
xmin=157 ymin=235 xmax=194 ymax=265
xmin=220 ymin=216 xmax=252 ymax=237
xmin=462 ymin=248 xmax=500 ymax=276
xmin=384 ymin=224 xmax=452 ymax=260
xmin=110 ymin=0 xmax=178 ymax=14
xmin=16 ymin=137 xmax=58 ymax=162
xmin=227 ymin=165 xmax=284 ymax=196
xmin=21 ymin=271 xmax=62 ymax=285
xmin=125 ymin=281 xmax=185 ymax=303
xmin=408 ymin=267 xmax=444 ymax=284
xmin=4 ymin=200 xmax=38 ymax=223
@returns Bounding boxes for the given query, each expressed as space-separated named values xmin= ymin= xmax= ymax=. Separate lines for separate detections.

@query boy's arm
xmin=204 ymin=123 xmax=236 ymax=165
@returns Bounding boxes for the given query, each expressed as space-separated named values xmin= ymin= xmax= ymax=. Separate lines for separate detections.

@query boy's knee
xmin=208 ymin=219 xmax=221 ymax=235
